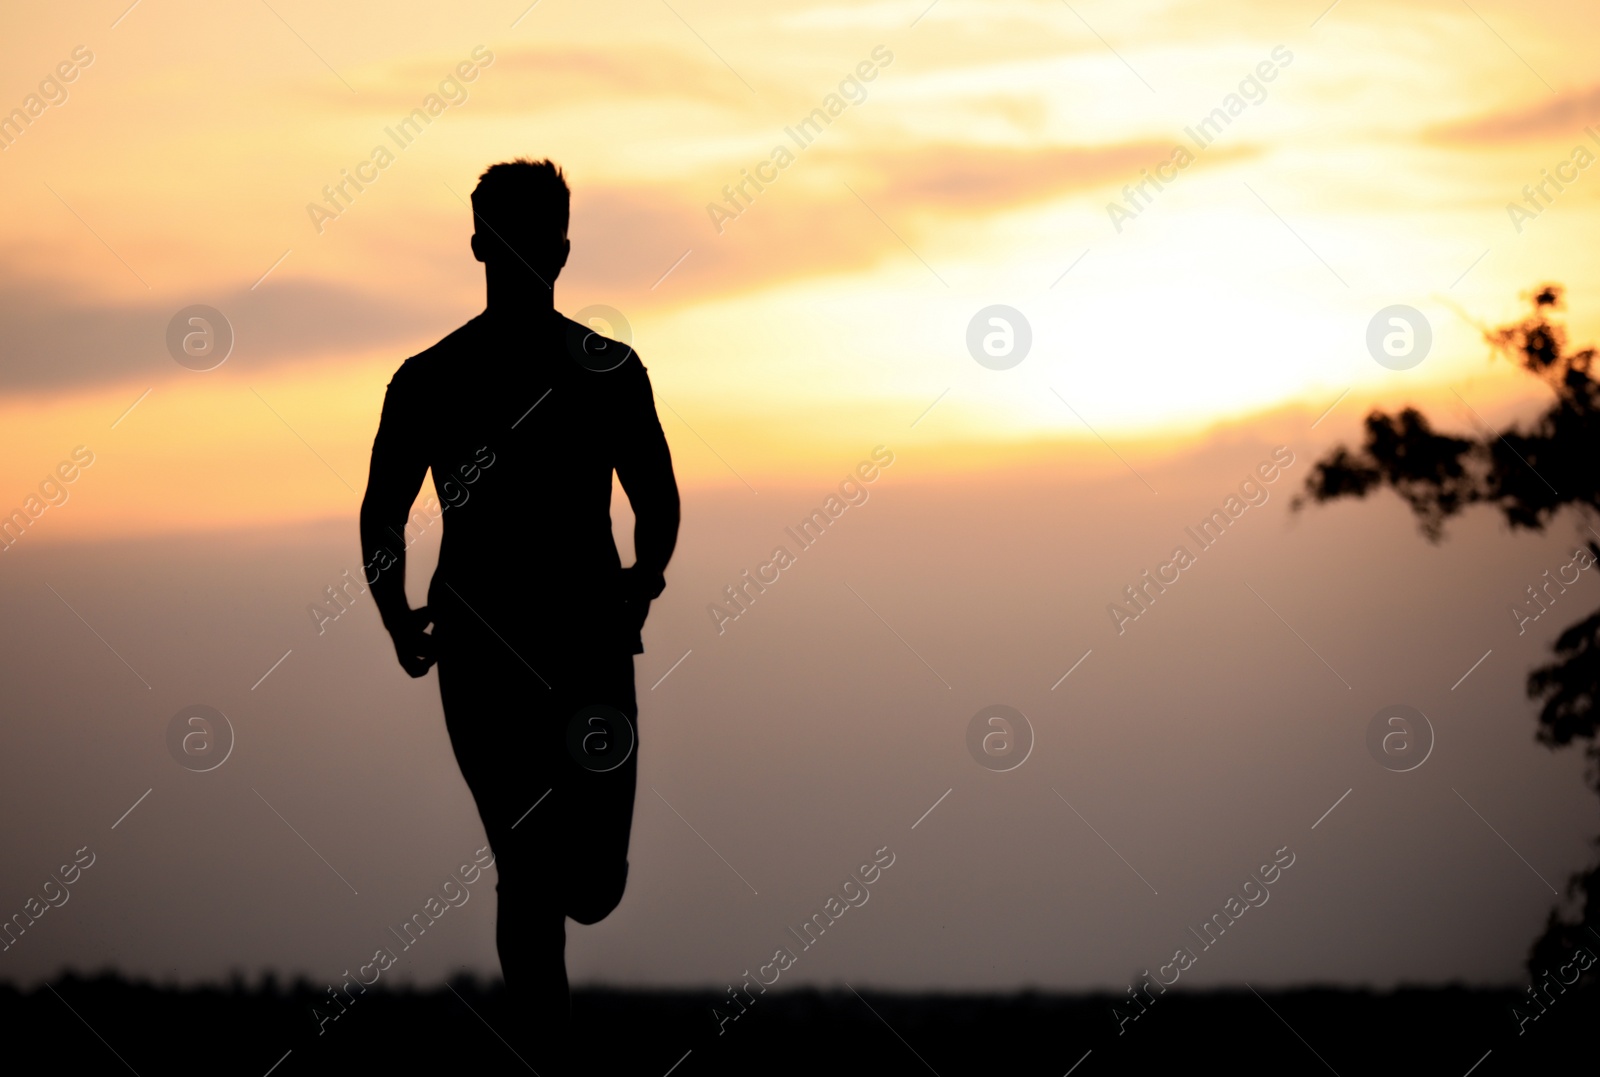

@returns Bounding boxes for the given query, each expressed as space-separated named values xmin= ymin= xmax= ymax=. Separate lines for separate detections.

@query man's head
xmin=469 ymin=157 xmax=571 ymax=284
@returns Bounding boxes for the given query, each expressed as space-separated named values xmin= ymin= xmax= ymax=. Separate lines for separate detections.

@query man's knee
xmin=567 ymin=861 xmax=628 ymax=925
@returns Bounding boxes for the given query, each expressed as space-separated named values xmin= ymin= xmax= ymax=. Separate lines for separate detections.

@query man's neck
xmin=483 ymin=268 xmax=557 ymax=320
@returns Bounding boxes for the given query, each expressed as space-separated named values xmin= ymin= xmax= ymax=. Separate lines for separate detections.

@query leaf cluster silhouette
xmin=1297 ymin=285 xmax=1600 ymax=973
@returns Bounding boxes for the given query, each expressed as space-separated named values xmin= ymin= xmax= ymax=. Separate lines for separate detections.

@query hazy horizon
xmin=3 ymin=409 xmax=1593 ymax=992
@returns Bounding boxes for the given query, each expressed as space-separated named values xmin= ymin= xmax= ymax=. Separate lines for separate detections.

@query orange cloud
xmin=1433 ymin=83 xmax=1600 ymax=143
xmin=563 ymin=140 xmax=1194 ymax=305
xmin=0 ymin=276 xmax=457 ymax=393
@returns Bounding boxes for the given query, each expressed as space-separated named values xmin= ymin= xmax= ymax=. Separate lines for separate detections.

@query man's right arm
xmin=359 ymin=364 xmax=436 ymax=677
xmin=616 ymin=360 xmax=680 ymax=617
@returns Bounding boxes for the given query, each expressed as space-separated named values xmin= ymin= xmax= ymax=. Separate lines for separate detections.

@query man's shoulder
xmin=555 ymin=312 xmax=650 ymax=378
xmin=389 ymin=316 xmax=485 ymax=387
xmin=385 ymin=311 xmax=654 ymax=394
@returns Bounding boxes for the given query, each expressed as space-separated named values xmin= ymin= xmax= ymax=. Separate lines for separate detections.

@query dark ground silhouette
xmin=7 ymin=973 xmax=1592 ymax=1075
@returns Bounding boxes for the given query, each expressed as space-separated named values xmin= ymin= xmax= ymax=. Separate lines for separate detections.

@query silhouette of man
xmin=359 ymin=158 xmax=679 ymax=1068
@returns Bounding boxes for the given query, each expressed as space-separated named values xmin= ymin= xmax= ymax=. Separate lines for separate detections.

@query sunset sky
xmin=4 ymin=0 xmax=1600 ymax=999
xmin=2 ymin=0 xmax=1598 ymax=534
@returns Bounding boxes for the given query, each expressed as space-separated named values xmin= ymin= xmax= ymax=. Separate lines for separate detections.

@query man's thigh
xmin=437 ymin=636 xmax=638 ymax=888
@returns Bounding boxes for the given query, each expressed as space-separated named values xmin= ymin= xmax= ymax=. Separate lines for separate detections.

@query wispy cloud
xmin=1432 ymin=82 xmax=1600 ymax=142
xmin=0 ymin=277 xmax=457 ymax=392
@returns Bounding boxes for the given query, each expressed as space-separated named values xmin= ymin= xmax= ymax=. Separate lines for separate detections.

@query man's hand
xmin=620 ymin=565 xmax=666 ymax=601
xmin=618 ymin=566 xmax=665 ymax=636
xmin=387 ymin=605 xmax=437 ymax=677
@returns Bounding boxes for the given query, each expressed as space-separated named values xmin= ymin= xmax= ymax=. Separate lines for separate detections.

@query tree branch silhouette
xmin=1295 ymin=284 xmax=1600 ymax=974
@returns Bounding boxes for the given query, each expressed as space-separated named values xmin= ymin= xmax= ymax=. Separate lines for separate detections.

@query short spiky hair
xmin=470 ymin=158 xmax=570 ymax=238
